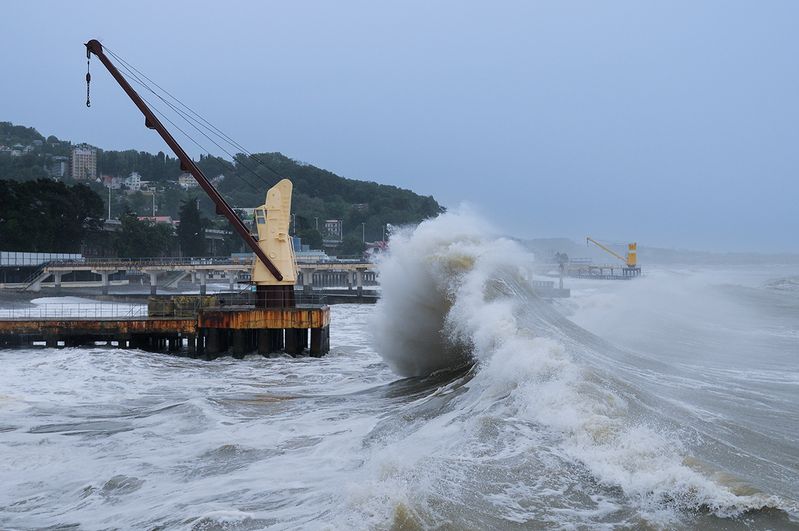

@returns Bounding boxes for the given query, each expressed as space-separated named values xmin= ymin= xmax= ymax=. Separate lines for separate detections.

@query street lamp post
xmin=361 ymin=222 xmax=365 ymax=243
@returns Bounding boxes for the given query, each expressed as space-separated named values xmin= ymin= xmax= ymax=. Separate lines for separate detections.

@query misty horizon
xmin=2 ymin=1 xmax=797 ymax=253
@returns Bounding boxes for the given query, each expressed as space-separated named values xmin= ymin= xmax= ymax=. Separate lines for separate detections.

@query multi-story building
xmin=177 ymin=173 xmax=198 ymax=189
xmin=102 ymin=175 xmax=125 ymax=189
xmin=70 ymin=144 xmax=97 ymax=181
xmin=324 ymin=219 xmax=343 ymax=244
xmin=48 ymin=156 xmax=69 ymax=180
xmin=124 ymin=172 xmax=142 ymax=191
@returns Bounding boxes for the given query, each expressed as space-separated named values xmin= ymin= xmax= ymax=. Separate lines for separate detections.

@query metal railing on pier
xmin=42 ymin=256 xmax=376 ymax=269
xmin=0 ymin=302 xmax=148 ymax=320
xmin=45 ymin=256 xmax=255 ymax=269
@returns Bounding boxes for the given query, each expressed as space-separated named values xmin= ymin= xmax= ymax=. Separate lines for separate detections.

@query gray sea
xmin=1 ymin=215 xmax=797 ymax=529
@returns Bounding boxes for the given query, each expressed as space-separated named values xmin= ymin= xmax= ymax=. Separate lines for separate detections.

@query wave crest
xmin=370 ymin=211 xmax=794 ymax=526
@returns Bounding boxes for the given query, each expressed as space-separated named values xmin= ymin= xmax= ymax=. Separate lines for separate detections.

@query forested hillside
xmin=0 ymin=121 xmax=444 ymax=251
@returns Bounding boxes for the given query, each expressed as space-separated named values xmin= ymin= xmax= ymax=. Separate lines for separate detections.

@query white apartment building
xmin=71 ymin=144 xmax=97 ymax=181
xmin=125 ymin=171 xmax=143 ymax=191
xmin=177 ymin=173 xmax=198 ymax=189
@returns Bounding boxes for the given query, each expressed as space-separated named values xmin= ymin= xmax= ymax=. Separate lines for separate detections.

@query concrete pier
xmin=149 ymin=272 xmax=159 ymax=295
xmin=0 ymin=300 xmax=330 ymax=360
xmin=567 ymin=264 xmax=642 ymax=280
xmin=10 ymin=257 xmax=378 ymax=294
xmin=198 ymin=271 xmax=207 ymax=295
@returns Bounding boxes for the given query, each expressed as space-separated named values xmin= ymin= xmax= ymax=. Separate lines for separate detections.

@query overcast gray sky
xmin=2 ymin=1 xmax=797 ymax=252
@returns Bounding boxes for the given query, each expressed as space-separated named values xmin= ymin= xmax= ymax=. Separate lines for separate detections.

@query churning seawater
xmin=1 ymin=212 xmax=798 ymax=530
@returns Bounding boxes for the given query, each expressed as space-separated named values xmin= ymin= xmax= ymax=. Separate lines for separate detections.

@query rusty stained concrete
xmin=198 ymin=306 xmax=330 ymax=330
xmin=0 ymin=317 xmax=197 ymax=336
xmin=0 ymin=306 xmax=330 ymax=337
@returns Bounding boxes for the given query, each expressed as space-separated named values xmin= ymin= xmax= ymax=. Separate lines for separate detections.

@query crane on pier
xmin=586 ymin=237 xmax=637 ymax=268
xmin=84 ymin=39 xmax=297 ymax=308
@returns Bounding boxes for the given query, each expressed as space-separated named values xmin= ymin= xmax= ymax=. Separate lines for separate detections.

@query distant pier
xmin=567 ymin=264 xmax=641 ymax=280
xmin=6 ymin=257 xmax=378 ymax=295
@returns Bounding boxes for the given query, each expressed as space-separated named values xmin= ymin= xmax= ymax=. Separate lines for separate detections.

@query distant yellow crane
xmin=586 ymin=237 xmax=637 ymax=268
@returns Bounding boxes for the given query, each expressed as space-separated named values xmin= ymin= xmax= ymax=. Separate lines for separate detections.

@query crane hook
xmin=86 ymin=48 xmax=91 ymax=108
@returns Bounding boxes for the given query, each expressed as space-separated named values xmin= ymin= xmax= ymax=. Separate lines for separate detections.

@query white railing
xmin=0 ymin=303 xmax=147 ymax=319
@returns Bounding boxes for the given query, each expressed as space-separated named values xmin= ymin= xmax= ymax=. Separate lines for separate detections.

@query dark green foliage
xmin=0 ymin=153 xmax=49 ymax=182
xmin=340 ymin=235 xmax=366 ymax=257
xmin=296 ymin=227 xmax=323 ymax=249
xmin=98 ymin=150 xmax=181 ymax=182
xmin=0 ymin=178 xmax=175 ymax=258
xmin=159 ymin=181 xmax=187 ymax=217
xmin=114 ymin=212 xmax=174 ymax=258
xmin=0 ymin=122 xmax=44 ymax=146
xmin=127 ymin=191 xmax=151 ymax=216
xmin=177 ymin=199 xmax=208 ymax=257
xmin=197 ymin=154 xmax=231 ymax=181
xmin=0 ymin=124 xmax=72 ymax=182
xmin=218 ymin=225 xmax=245 ymax=256
xmin=216 ymin=152 xmax=445 ymax=243
xmin=0 ymin=180 xmax=104 ymax=252
xmin=0 ymin=121 xmax=445 ymax=254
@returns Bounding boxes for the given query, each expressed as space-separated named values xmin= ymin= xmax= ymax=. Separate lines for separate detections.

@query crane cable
xmin=101 ymin=51 xmax=266 ymax=194
xmin=102 ymin=45 xmax=286 ymax=185
xmin=105 ymin=46 xmax=279 ymax=172
xmin=87 ymin=44 xmax=283 ymax=196
xmin=116 ymin=69 xmax=263 ymax=193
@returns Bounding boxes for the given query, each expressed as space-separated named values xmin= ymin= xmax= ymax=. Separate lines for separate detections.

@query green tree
xmin=340 ymin=235 xmax=365 ymax=257
xmin=296 ymin=227 xmax=323 ymax=249
xmin=0 ymin=121 xmax=448 ymax=241
xmin=159 ymin=181 xmax=187 ymax=218
xmin=0 ymin=179 xmax=103 ymax=252
xmin=177 ymin=199 xmax=208 ymax=257
xmin=127 ymin=191 xmax=150 ymax=216
xmin=114 ymin=212 xmax=173 ymax=257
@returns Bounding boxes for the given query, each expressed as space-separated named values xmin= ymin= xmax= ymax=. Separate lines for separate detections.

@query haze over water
xmin=3 ymin=1 xmax=799 ymax=253
xmin=1 ymin=213 xmax=797 ymax=529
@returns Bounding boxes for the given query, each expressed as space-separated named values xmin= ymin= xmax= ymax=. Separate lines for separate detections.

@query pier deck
xmin=0 ymin=301 xmax=330 ymax=359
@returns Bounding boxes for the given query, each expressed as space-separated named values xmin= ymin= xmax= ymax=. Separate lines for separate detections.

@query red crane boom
xmin=84 ymin=39 xmax=284 ymax=281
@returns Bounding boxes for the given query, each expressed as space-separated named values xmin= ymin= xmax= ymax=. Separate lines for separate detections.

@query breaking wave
xmin=369 ymin=210 xmax=796 ymax=527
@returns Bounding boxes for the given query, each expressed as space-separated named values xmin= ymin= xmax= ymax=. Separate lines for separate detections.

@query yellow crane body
xmin=586 ymin=237 xmax=637 ymax=268
xmin=252 ymin=179 xmax=298 ymax=286
xmin=627 ymin=242 xmax=637 ymax=267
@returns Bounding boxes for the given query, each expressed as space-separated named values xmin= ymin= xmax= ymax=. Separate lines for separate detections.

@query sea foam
xmin=370 ymin=210 xmax=791 ymax=525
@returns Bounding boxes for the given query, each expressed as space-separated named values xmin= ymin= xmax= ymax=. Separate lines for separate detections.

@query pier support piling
xmin=285 ymin=328 xmax=307 ymax=356
xmin=303 ymin=269 xmax=315 ymax=294
xmin=168 ymin=336 xmax=180 ymax=352
xmin=205 ymin=328 xmax=219 ymax=356
xmin=231 ymin=330 xmax=248 ymax=358
xmin=96 ymin=271 xmax=110 ymax=295
xmin=269 ymin=329 xmax=284 ymax=353
xmin=310 ymin=326 xmax=330 ymax=357
xmin=356 ymin=269 xmax=364 ymax=298
xmin=257 ymin=329 xmax=269 ymax=355
xmin=149 ymin=272 xmax=159 ymax=295
xmin=198 ymin=271 xmax=207 ymax=296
